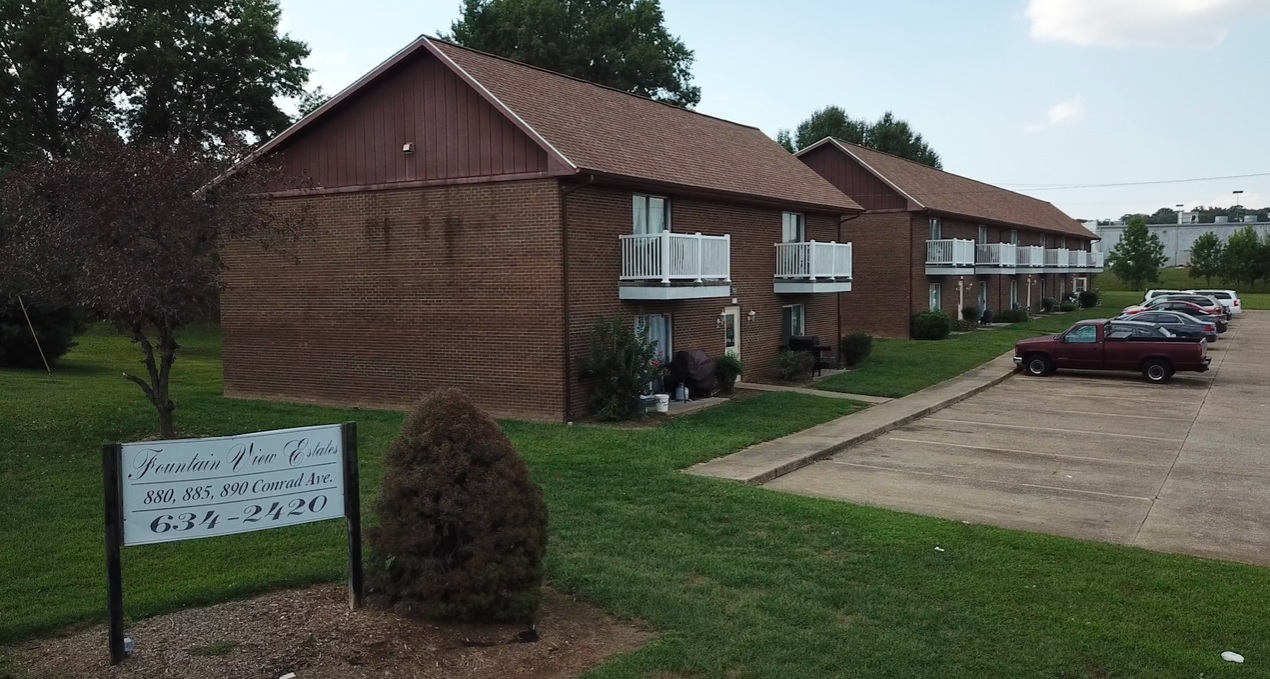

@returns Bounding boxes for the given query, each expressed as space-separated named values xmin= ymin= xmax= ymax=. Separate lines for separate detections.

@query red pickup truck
xmin=1013 ymin=319 xmax=1210 ymax=383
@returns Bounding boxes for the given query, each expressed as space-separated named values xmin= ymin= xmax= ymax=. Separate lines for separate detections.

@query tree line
xmin=1106 ymin=216 xmax=1270 ymax=290
xmin=1090 ymin=205 xmax=1269 ymax=226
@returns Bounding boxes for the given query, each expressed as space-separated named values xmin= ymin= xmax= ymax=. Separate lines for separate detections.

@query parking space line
xmin=884 ymin=437 xmax=1173 ymax=467
xmin=823 ymin=460 xmax=1155 ymax=501
xmin=1036 ymin=393 xmax=1202 ymax=406
xmin=923 ymin=418 xmax=1184 ymax=442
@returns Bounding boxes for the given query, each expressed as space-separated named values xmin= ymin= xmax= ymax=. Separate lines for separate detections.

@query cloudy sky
xmin=277 ymin=0 xmax=1270 ymax=221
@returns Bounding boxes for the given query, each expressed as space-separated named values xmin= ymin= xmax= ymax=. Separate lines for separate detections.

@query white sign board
xmin=119 ymin=424 xmax=346 ymax=546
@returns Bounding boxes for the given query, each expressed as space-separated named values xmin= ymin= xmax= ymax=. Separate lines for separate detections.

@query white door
xmin=722 ymin=306 xmax=741 ymax=359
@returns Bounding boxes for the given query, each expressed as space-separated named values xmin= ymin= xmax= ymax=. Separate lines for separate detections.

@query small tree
xmin=580 ymin=317 xmax=659 ymax=420
xmin=0 ymin=134 xmax=308 ymax=437
xmin=0 ymin=294 xmax=86 ymax=369
xmin=1106 ymin=216 xmax=1166 ymax=290
xmin=369 ymin=388 xmax=548 ymax=623
xmin=1187 ymin=231 xmax=1223 ymax=285
xmin=1221 ymin=225 xmax=1261 ymax=287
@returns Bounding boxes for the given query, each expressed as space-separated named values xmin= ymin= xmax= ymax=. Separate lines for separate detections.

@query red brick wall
xmin=220 ymin=179 xmax=567 ymax=421
xmin=563 ymin=184 xmax=842 ymax=417
xmin=838 ymin=212 xmax=912 ymax=337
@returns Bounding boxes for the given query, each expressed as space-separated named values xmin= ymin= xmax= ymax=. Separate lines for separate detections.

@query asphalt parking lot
xmin=766 ymin=311 xmax=1270 ymax=566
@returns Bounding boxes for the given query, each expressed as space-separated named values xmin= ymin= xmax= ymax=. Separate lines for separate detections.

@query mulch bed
xmin=7 ymin=587 xmax=649 ymax=679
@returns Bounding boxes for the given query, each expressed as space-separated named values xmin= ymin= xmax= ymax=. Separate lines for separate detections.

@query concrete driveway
xmin=766 ymin=311 xmax=1270 ymax=566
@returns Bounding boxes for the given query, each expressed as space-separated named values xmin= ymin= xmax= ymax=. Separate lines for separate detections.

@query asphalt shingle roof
xmin=431 ymin=39 xmax=862 ymax=213
xmin=830 ymin=140 xmax=1096 ymax=239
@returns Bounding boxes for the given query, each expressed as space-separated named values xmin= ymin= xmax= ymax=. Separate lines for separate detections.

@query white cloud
xmin=1026 ymin=0 xmax=1270 ymax=48
xmin=1025 ymin=97 xmax=1086 ymax=132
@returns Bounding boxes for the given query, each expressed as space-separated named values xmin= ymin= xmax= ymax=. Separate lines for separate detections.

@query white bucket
xmin=654 ymin=394 xmax=670 ymax=413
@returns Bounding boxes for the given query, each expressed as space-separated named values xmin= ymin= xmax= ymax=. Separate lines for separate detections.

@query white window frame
xmin=978 ymin=281 xmax=988 ymax=310
xmin=1009 ymin=229 xmax=1019 ymax=245
xmin=929 ymin=283 xmax=941 ymax=311
xmin=930 ymin=217 xmax=943 ymax=241
xmin=782 ymin=212 xmax=806 ymax=243
xmin=782 ymin=304 xmax=806 ymax=342
xmin=632 ymin=194 xmax=670 ymax=235
xmin=978 ymin=225 xmax=989 ymax=244
xmin=1074 ymin=277 xmax=1088 ymax=294
xmin=1010 ymin=279 xmax=1019 ymax=309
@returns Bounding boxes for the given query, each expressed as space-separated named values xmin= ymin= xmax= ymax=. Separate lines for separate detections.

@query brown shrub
xmin=368 ymin=388 xmax=548 ymax=623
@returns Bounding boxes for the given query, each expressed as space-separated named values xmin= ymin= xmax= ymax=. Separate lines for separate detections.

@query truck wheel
xmin=1024 ymin=355 xmax=1052 ymax=376
xmin=1142 ymin=359 xmax=1173 ymax=384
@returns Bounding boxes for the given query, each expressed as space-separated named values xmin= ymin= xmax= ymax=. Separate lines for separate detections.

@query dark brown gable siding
xmin=799 ymin=144 xmax=906 ymax=211
xmin=271 ymin=53 xmax=550 ymax=189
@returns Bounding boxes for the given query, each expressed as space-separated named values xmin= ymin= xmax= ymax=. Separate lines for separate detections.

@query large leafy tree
xmin=0 ymin=0 xmax=309 ymax=159
xmin=0 ymin=0 xmax=112 ymax=162
xmin=1221 ymin=225 xmax=1262 ymax=287
xmin=1187 ymin=232 xmax=1223 ymax=285
xmin=1106 ymin=216 xmax=1166 ymax=290
xmin=776 ymin=106 xmax=942 ymax=168
xmin=447 ymin=0 xmax=700 ymax=107
xmin=0 ymin=135 xmax=310 ymax=437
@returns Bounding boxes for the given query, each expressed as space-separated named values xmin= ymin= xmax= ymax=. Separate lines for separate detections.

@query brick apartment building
xmin=220 ymin=36 xmax=862 ymax=421
xmin=796 ymin=138 xmax=1103 ymax=337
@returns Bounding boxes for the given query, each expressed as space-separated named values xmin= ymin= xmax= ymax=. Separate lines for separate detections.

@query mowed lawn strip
xmin=2 ymin=327 xmax=1267 ymax=678
xmin=817 ymin=305 xmax=1113 ymax=398
xmin=1098 ymin=267 xmax=1270 ymax=309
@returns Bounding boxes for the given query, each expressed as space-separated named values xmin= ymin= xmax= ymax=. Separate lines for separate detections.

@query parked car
xmin=1143 ymin=289 xmax=1186 ymax=303
xmin=1116 ymin=310 xmax=1218 ymax=342
xmin=1156 ymin=293 xmax=1228 ymax=319
xmin=1014 ymin=319 xmax=1210 ymax=383
xmin=1188 ymin=289 xmax=1242 ymax=317
xmin=1123 ymin=300 xmax=1228 ymax=331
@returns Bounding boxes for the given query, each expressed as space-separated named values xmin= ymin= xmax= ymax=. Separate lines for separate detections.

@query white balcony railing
xmin=774 ymin=241 xmax=853 ymax=280
xmin=1070 ymin=250 xmax=1090 ymax=268
xmin=927 ymin=238 xmax=976 ymax=266
xmin=1091 ymin=251 xmax=1105 ymax=269
xmin=1044 ymin=248 xmax=1069 ymax=267
xmin=619 ymin=231 xmax=731 ymax=284
xmin=975 ymin=242 xmax=1017 ymax=267
xmin=1017 ymin=245 xmax=1045 ymax=267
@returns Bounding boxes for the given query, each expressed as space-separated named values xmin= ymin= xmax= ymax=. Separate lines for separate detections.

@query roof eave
xmin=577 ymin=169 xmax=864 ymax=215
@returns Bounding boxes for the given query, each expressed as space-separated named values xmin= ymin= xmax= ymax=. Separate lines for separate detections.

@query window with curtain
xmin=781 ymin=304 xmax=805 ymax=345
xmin=1010 ymin=280 xmax=1019 ymax=309
xmin=929 ymin=283 xmax=941 ymax=311
xmin=782 ymin=212 xmax=806 ymax=242
xmin=929 ymin=217 xmax=942 ymax=240
xmin=632 ymin=194 xmax=669 ymax=234
xmin=634 ymin=314 xmax=672 ymax=361
xmin=978 ymin=225 xmax=988 ymax=244
xmin=1009 ymin=229 xmax=1019 ymax=245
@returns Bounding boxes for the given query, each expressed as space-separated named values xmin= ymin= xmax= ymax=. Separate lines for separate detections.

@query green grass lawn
xmin=1098 ymin=267 xmax=1270 ymax=309
xmin=4 ymin=327 xmax=1270 ymax=678
xmin=817 ymin=305 xmax=1113 ymax=398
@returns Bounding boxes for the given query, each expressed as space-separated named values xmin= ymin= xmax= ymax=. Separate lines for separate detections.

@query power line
xmin=997 ymin=171 xmax=1270 ymax=192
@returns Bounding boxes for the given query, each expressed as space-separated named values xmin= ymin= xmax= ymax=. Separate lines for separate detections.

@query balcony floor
xmin=619 ymin=282 xmax=732 ymax=301
xmin=774 ymin=280 xmax=853 ymax=294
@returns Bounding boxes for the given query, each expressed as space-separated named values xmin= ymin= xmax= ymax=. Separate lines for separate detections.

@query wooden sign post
xmin=102 ymin=422 xmax=363 ymax=665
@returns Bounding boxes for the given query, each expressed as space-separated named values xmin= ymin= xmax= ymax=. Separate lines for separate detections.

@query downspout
xmin=837 ymin=212 xmax=862 ymax=342
xmin=559 ymin=174 xmax=595 ymax=422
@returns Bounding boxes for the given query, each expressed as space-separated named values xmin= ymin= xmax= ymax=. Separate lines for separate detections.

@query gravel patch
xmin=7 ymin=587 xmax=649 ymax=679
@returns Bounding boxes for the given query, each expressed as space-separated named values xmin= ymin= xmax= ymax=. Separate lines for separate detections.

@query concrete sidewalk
xmin=735 ymin=382 xmax=892 ymax=404
xmin=686 ymin=352 xmax=1019 ymax=485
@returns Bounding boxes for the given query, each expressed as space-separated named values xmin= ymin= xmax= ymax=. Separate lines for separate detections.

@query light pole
xmin=1234 ymin=190 xmax=1244 ymax=208
xmin=1175 ymin=204 xmax=1184 ymax=224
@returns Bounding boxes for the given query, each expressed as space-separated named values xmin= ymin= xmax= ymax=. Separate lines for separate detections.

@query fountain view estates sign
xmin=102 ymin=423 xmax=363 ymax=665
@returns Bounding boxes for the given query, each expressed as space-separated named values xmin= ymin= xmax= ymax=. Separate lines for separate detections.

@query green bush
xmin=369 ymin=388 xmax=548 ymax=623
xmin=776 ymin=349 xmax=811 ymax=380
xmin=961 ymin=305 xmax=980 ymax=322
xmin=580 ymin=317 xmax=659 ymax=420
xmin=1078 ymin=289 xmax=1100 ymax=308
xmin=838 ymin=332 xmax=873 ymax=367
xmin=714 ymin=353 xmax=744 ymax=393
xmin=1059 ymin=301 xmax=1077 ymax=312
xmin=1040 ymin=297 xmax=1058 ymax=313
xmin=953 ymin=319 xmax=978 ymax=332
xmin=995 ymin=308 xmax=1030 ymax=323
xmin=0 ymin=296 xmax=86 ymax=368
xmin=911 ymin=311 xmax=951 ymax=341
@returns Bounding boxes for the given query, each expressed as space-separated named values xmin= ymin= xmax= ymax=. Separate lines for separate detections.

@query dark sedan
xmin=1118 ymin=310 xmax=1218 ymax=342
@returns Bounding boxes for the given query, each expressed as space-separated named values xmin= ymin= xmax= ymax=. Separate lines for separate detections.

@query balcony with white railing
xmin=1043 ymin=248 xmax=1069 ymax=270
xmin=975 ymin=243 xmax=1018 ymax=272
xmin=1090 ymin=251 xmax=1105 ymax=271
xmin=926 ymin=238 xmax=975 ymax=274
xmin=1016 ymin=245 xmax=1045 ymax=268
xmin=618 ymin=231 xmax=732 ymax=300
xmin=774 ymin=240 xmax=853 ymax=293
